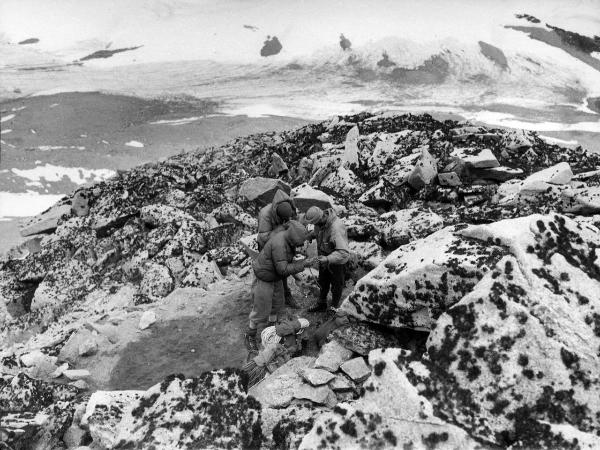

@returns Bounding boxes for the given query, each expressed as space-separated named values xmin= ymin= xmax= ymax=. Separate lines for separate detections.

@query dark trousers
xmin=318 ymin=264 xmax=345 ymax=308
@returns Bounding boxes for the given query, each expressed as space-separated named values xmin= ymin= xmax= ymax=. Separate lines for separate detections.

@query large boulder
xmin=341 ymin=225 xmax=508 ymax=330
xmin=402 ymin=214 xmax=600 ymax=447
xmin=20 ymin=203 xmax=71 ymax=237
xmin=292 ymin=183 xmax=335 ymax=213
xmin=378 ymin=208 xmax=444 ymax=249
xmin=140 ymin=263 xmax=174 ymax=299
xmin=239 ymin=177 xmax=291 ymax=206
xmin=451 ymin=147 xmax=500 ymax=168
xmin=299 ymin=348 xmax=480 ymax=449
xmin=319 ymin=166 xmax=365 ymax=198
xmin=343 ymin=125 xmax=360 ymax=167
xmin=89 ymin=371 xmax=262 ymax=449
xmin=521 ymin=162 xmax=573 ymax=187
xmin=407 ymin=146 xmax=437 ymax=189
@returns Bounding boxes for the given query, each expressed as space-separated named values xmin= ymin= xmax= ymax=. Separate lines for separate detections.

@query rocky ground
xmin=1 ymin=111 xmax=600 ymax=449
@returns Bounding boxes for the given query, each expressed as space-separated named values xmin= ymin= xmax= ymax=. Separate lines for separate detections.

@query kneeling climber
xmin=245 ymin=220 xmax=317 ymax=356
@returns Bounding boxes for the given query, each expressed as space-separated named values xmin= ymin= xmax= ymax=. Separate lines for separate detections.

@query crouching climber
xmin=257 ymin=189 xmax=299 ymax=308
xmin=242 ymin=317 xmax=309 ymax=387
xmin=245 ymin=220 xmax=317 ymax=357
xmin=303 ymin=206 xmax=350 ymax=312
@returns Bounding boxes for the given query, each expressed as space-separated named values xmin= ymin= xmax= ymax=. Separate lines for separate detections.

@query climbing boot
xmin=244 ymin=331 xmax=259 ymax=354
xmin=307 ymin=300 xmax=327 ymax=313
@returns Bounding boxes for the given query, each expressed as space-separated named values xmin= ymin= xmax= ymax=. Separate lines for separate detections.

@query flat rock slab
xmin=314 ymin=340 xmax=353 ymax=372
xmin=438 ymin=171 xmax=462 ymax=186
xmin=293 ymin=384 xmax=336 ymax=406
xmin=292 ymin=183 xmax=334 ymax=213
xmin=64 ymin=369 xmax=91 ymax=380
xmin=451 ymin=147 xmax=499 ymax=168
xmin=300 ymin=368 xmax=335 ymax=386
xmin=522 ymin=161 xmax=572 ymax=186
xmin=329 ymin=375 xmax=354 ymax=392
xmin=20 ymin=204 xmax=71 ymax=237
xmin=340 ymin=357 xmax=371 ymax=383
xmin=239 ymin=177 xmax=291 ymax=206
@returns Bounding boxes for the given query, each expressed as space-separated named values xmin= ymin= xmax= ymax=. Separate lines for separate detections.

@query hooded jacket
xmin=253 ymin=220 xmax=307 ymax=282
xmin=257 ymin=190 xmax=297 ymax=251
xmin=314 ymin=208 xmax=350 ymax=265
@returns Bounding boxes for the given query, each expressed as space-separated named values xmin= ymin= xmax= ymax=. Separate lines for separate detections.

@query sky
xmin=1 ymin=0 xmax=599 ymax=66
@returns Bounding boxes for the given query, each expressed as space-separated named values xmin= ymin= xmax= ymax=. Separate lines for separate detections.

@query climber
xmin=303 ymin=206 xmax=350 ymax=312
xmin=257 ymin=189 xmax=300 ymax=308
xmin=245 ymin=220 xmax=317 ymax=357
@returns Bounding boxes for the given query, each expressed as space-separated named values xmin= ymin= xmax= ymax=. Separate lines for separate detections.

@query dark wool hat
xmin=276 ymin=201 xmax=294 ymax=220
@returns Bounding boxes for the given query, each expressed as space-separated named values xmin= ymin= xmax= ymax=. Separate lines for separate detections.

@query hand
xmin=318 ymin=256 xmax=328 ymax=266
xmin=304 ymin=257 xmax=319 ymax=267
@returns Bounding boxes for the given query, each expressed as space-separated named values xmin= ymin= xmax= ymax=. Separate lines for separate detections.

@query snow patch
xmin=463 ymin=111 xmax=600 ymax=133
xmin=0 ymin=192 xmax=65 ymax=219
xmin=150 ymin=116 xmax=202 ymax=125
xmin=1 ymin=129 xmax=12 ymax=135
xmin=1 ymin=114 xmax=15 ymax=123
xmin=125 ymin=140 xmax=144 ymax=148
xmin=11 ymin=164 xmax=116 ymax=185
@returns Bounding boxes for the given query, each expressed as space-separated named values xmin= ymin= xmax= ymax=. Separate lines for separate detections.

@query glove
xmin=318 ymin=256 xmax=328 ymax=266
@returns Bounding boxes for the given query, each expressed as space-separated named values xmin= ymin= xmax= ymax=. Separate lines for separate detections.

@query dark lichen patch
xmin=422 ymin=431 xmax=449 ymax=449
xmin=373 ymin=361 xmax=386 ymax=376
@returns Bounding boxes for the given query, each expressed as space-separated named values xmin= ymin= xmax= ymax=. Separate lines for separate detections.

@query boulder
xmin=267 ymin=152 xmax=289 ymax=178
xmin=239 ymin=177 xmax=291 ymax=206
xmin=341 ymin=226 xmax=508 ymax=329
xmin=502 ymin=128 xmax=536 ymax=151
xmin=343 ymin=125 xmax=360 ymax=167
xmin=82 ymin=390 xmax=144 ymax=449
xmin=292 ymin=183 xmax=335 ymax=212
xmin=438 ymin=171 xmax=462 ymax=186
xmin=407 ymin=146 xmax=437 ymax=189
xmin=314 ymin=340 xmax=353 ymax=372
xmin=138 ymin=310 xmax=157 ymax=330
xmin=413 ymin=214 xmax=600 ymax=446
xmin=20 ymin=204 xmax=71 ymax=237
xmin=71 ymin=191 xmax=90 ymax=217
xmin=58 ymin=328 xmax=109 ymax=362
xmin=181 ymin=256 xmax=223 ymax=288
xmin=340 ymin=357 xmax=371 ymax=383
xmin=210 ymin=202 xmax=257 ymax=229
xmin=319 ymin=166 xmax=365 ymax=198
xmin=451 ymin=147 xmax=500 ymax=168
xmin=378 ymin=208 xmax=444 ymax=249
xmin=293 ymin=384 xmax=336 ymax=406
xmin=139 ymin=263 xmax=174 ymax=299
xmin=299 ymin=348 xmax=480 ymax=450
xmin=521 ymin=162 xmax=573 ymax=187
xmin=103 ymin=371 xmax=262 ymax=449
xmin=365 ymin=131 xmax=414 ymax=175
xmin=347 ymin=241 xmax=384 ymax=271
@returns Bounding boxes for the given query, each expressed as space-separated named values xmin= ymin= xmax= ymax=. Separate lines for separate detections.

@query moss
xmin=422 ymin=432 xmax=449 ymax=449
xmin=373 ymin=361 xmax=386 ymax=377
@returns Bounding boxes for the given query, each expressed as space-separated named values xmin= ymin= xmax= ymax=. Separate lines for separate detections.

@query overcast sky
xmin=1 ymin=0 xmax=599 ymax=65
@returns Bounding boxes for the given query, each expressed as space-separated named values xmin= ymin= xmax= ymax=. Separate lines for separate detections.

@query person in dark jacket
xmin=245 ymin=220 xmax=316 ymax=355
xmin=304 ymin=206 xmax=350 ymax=312
xmin=257 ymin=189 xmax=299 ymax=308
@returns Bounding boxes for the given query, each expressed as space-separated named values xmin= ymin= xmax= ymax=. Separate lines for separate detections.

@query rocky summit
xmin=1 ymin=112 xmax=600 ymax=449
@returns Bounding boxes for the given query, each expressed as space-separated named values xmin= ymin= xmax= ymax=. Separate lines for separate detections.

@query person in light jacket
xmin=303 ymin=206 xmax=350 ymax=312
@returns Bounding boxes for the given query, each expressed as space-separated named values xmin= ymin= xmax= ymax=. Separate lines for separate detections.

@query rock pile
xmin=1 ymin=111 xmax=600 ymax=449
